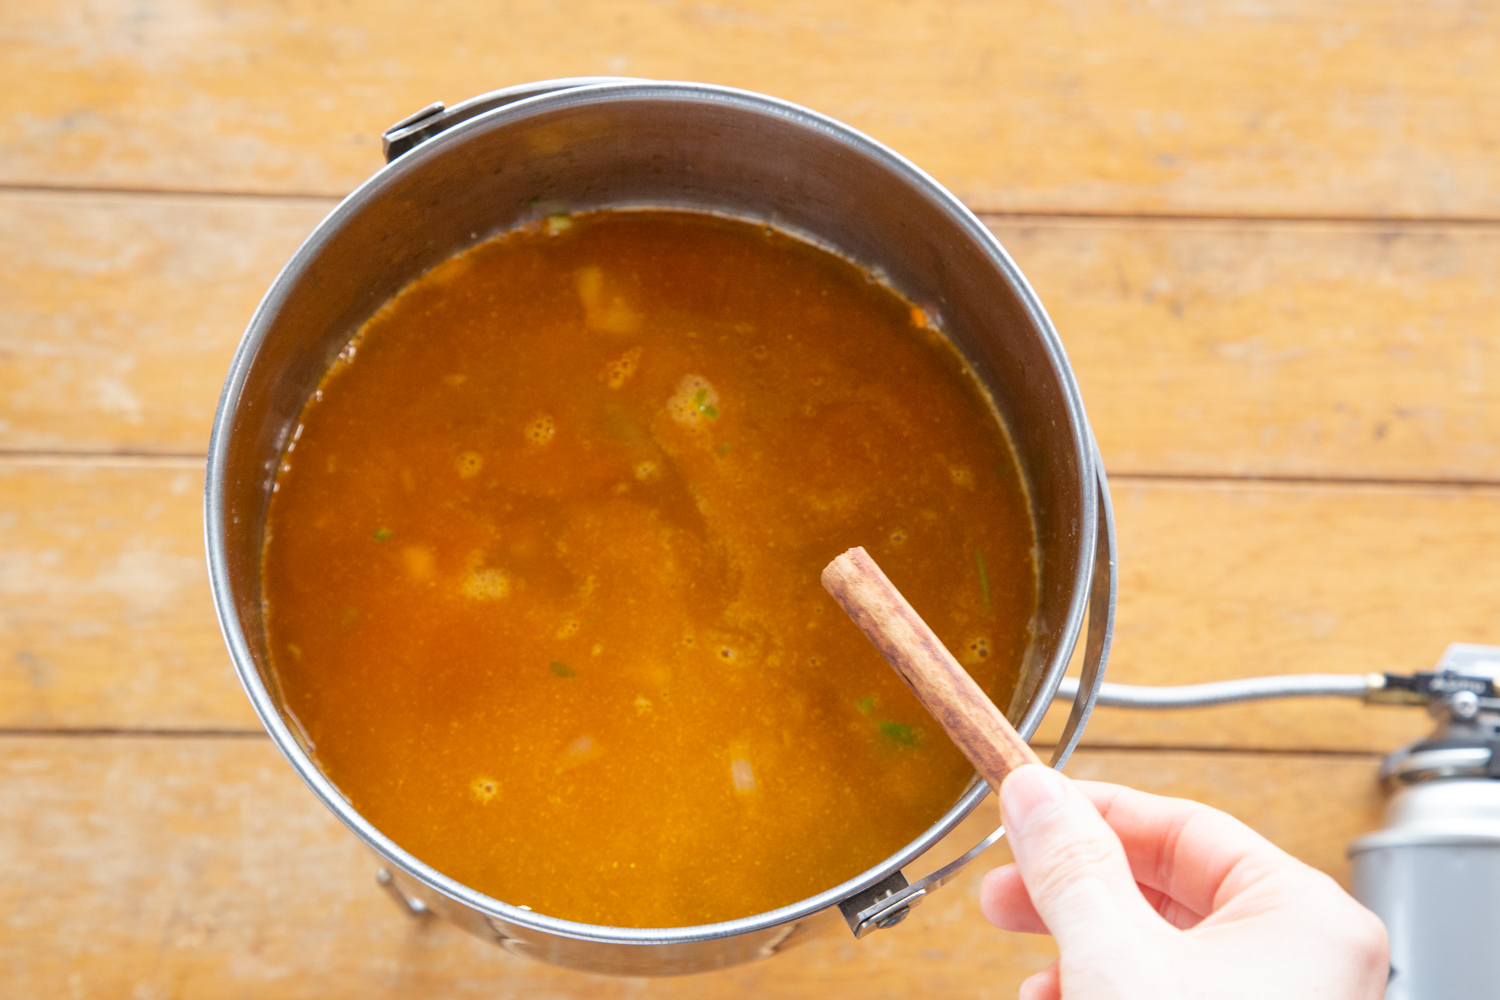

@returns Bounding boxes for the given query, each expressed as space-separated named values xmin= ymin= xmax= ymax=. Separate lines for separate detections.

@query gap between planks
xmin=6 ymin=183 xmax=1500 ymax=231
xmin=0 ymin=728 xmax=266 ymax=739
xmin=0 ymin=728 xmax=1384 ymax=762
xmin=0 ymin=451 xmax=206 ymax=468
xmin=5 ymin=451 xmax=1500 ymax=493
xmin=0 ymin=182 xmax=341 ymax=206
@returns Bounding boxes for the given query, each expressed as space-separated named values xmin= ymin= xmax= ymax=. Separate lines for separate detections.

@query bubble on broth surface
xmin=525 ymin=414 xmax=556 ymax=445
xmin=471 ymin=776 xmax=499 ymax=804
xmin=462 ymin=567 xmax=510 ymax=601
xmin=603 ymin=347 xmax=642 ymax=389
xmin=456 ymin=451 xmax=484 ymax=478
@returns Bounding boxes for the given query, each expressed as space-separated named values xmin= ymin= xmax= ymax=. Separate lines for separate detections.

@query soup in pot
xmin=261 ymin=209 xmax=1036 ymax=927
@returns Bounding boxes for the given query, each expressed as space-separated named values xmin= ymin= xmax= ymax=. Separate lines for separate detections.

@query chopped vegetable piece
xmin=702 ymin=405 xmax=719 ymax=419
xmin=549 ymin=661 xmax=576 ymax=678
xmin=855 ymin=696 xmax=875 ymax=715
xmin=975 ymin=547 xmax=993 ymax=614
xmin=718 ymin=441 xmax=730 ymax=455
xmin=546 ymin=214 xmax=573 ymax=234
xmin=373 ymin=527 xmax=394 ymax=543
xmin=879 ymin=721 xmax=920 ymax=747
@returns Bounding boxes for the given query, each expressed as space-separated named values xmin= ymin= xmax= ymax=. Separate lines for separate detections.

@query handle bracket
xmin=381 ymin=78 xmax=638 ymax=161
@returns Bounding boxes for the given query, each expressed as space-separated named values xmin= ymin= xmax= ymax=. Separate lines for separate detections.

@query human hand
xmin=980 ymin=765 xmax=1388 ymax=1000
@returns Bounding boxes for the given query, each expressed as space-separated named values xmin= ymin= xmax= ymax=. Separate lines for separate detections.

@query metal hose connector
xmin=1054 ymin=673 xmax=1380 ymax=709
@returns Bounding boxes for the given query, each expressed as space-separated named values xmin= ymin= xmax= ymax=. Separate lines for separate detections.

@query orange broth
xmin=261 ymin=210 xmax=1037 ymax=927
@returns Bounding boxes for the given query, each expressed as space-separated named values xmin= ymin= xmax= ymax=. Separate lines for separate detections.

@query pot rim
xmin=205 ymin=78 xmax=1098 ymax=947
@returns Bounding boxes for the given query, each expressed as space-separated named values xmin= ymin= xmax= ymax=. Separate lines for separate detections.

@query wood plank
xmin=995 ymin=218 xmax=1500 ymax=482
xmin=4 ymin=0 xmax=1498 ymax=218
xmin=6 ymin=461 xmax=1494 ymax=753
xmin=1034 ymin=478 xmax=1500 ymax=752
xmin=8 ymin=192 xmax=1500 ymax=483
xmin=0 ymin=192 xmax=331 ymax=454
xmin=0 ymin=459 xmax=259 ymax=731
xmin=0 ymin=736 xmax=1386 ymax=999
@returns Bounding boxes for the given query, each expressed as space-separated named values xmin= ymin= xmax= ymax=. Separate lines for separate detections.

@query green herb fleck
xmin=690 ymin=388 xmax=720 ymax=419
xmin=975 ymin=547 xmax=993 ymax=614
xmin=373 ymin=527 xmax=394 ymax=543
xmin=549 ymin=661 xmax=576 ymax=678
xmin=527 ymin=195 xmax=540 ymax=205
xmin=718 ymin=441 xmax=731 ymax=455
xmin=879 ymin=721 xmax=920 ymax=748
xmin=855 ymin=696 xmax=876 ymax=715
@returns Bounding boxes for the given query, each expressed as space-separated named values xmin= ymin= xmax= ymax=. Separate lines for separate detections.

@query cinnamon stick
xmin=821 ymin=546 xmax=1042 ymax=793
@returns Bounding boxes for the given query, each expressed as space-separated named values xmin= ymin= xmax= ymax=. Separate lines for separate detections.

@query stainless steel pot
xmin=205 ymin=78 xmax=1115 ymax=976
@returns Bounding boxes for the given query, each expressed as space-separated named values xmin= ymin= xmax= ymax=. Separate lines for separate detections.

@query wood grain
xmin=0 ymin=459 xmax=260 ymax=731
xmin=8 ymin=193 xmax=1499 ymax=481
xmin=5 ymin=0 xmax=1491 ymax=991
xmin=0 ymin=736 xmax=1385 ymax=999
xmin=995 ymin=218 xmax=1500 ymax=483
xmin=1034 ymin=478 xmax=1500 ymax=752
xmin=0 ymin=191 xmax=331 ymax=454
xmin=3 ymin=0 xmax=1498 ymax=218
xmin=823 ymin=547 xmax=1043 ymax=791
xmin=6 ymin=460 xmax=1491 ymax=753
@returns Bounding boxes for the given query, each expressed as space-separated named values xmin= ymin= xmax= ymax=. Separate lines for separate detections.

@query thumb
xmin=1001 ymin=765 xmax=1160 ymax=955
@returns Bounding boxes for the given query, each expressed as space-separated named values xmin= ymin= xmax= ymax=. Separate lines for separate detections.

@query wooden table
xmin=4 ymin=2 xmax=1498 ymax=995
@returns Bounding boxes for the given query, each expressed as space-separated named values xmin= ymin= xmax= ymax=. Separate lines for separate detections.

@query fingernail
xmin=1001 ymin=765 xmax=1068 ymax=836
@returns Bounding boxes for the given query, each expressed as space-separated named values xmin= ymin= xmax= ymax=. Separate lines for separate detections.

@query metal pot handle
xmin=382 ymin=78 xmax=640 ymax=161
xmin=1052 ymin=442 xmax=1116 ymax=770
xmin=842 ymin=451 xmax=1116 ymax=938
